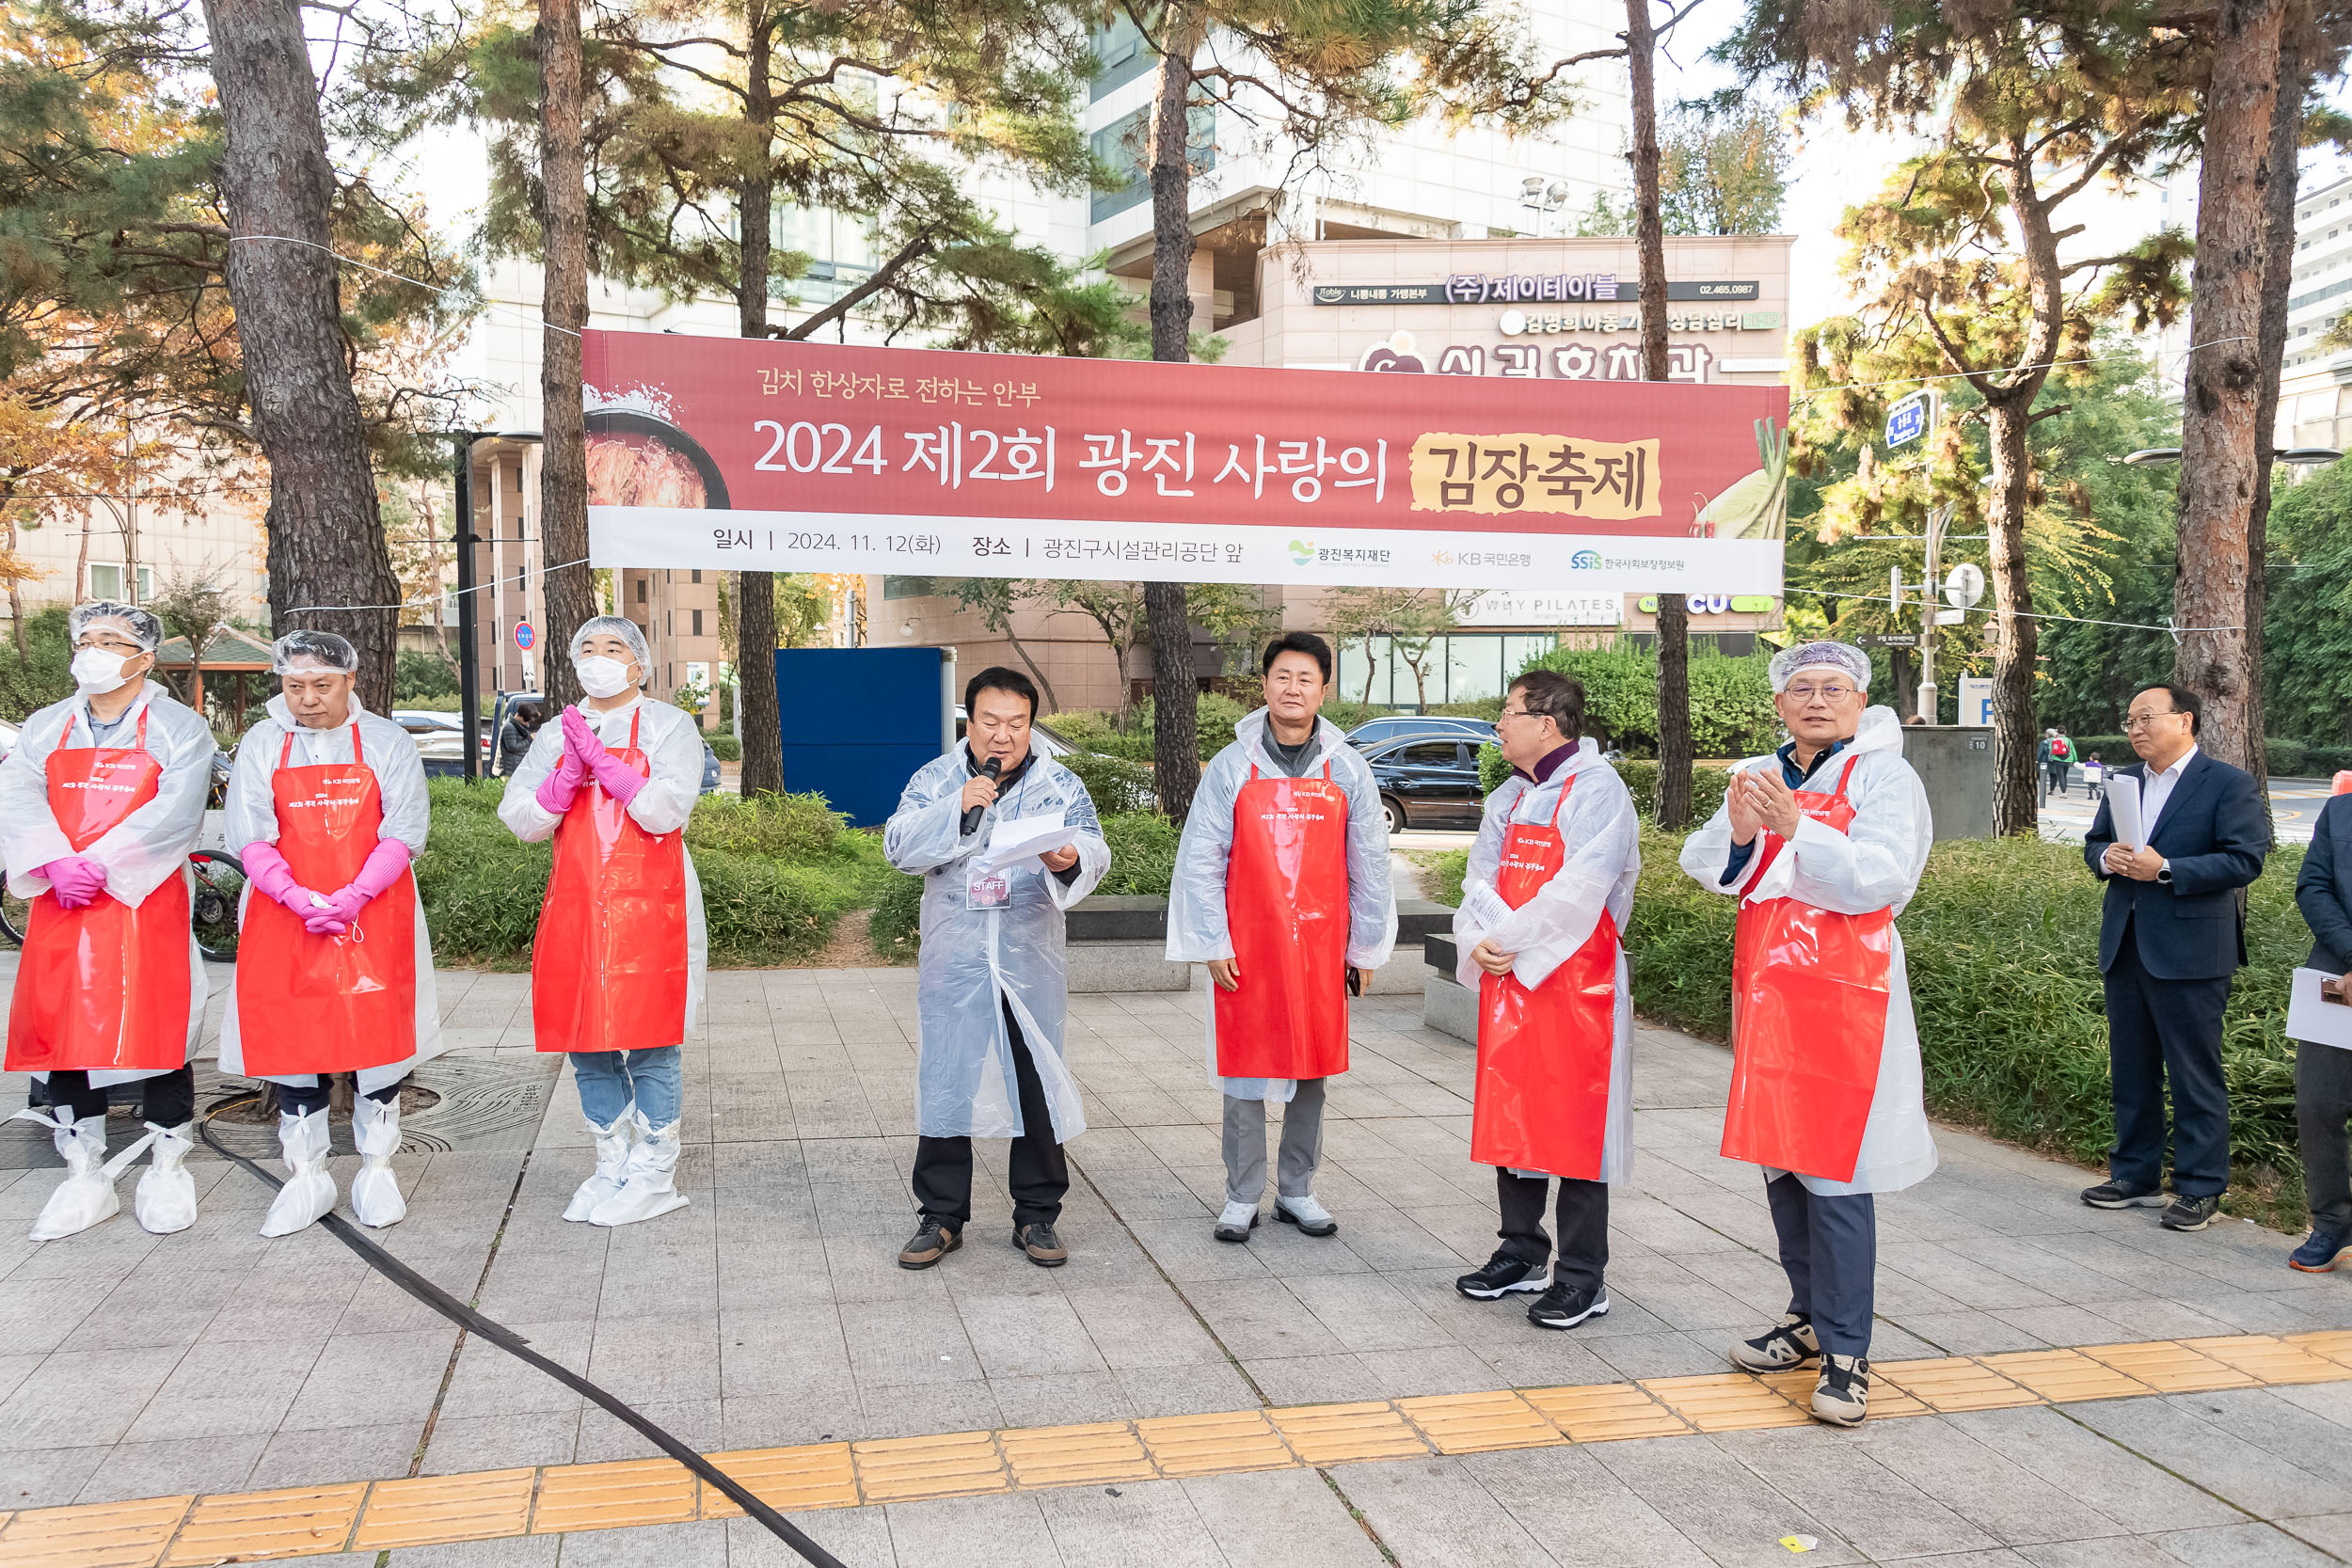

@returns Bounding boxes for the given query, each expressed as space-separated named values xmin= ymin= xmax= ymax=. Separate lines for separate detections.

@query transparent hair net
xmin=569 ymin=614 xmax=650 ymax=671
xmin=1768 ymin=641 xmax=1871 ymax=694
xmin=271 ymin=629 xmax=359 ymax=674
xmin=69 ymin=599 xmax=163 ymax=652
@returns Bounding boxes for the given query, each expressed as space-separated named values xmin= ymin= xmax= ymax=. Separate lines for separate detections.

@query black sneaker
xmin=2161 ymin=1193 xmax=2223 ymax=1232
xmin=1526 ymin=1279 xmax=1609 ymax=1330
xmin=1729 ymin=1313 xmax=1820 ymax=1372
xmin=1016 ymin=1221 xmax=1068 ymax=1266
xmin=2081 ymin=1180 xmax=2167 ymax=1210
xmin=1813 ymin=1354 xmax=1869 ymax=1426
xmin=1456 ymin=1250 xmax=1548 ymax=1300
xmin=898 ymin=1216 xmax=961 ymax=1269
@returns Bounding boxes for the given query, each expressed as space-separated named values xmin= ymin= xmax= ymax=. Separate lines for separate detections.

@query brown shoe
xmin=1016 ymin=1221 xmax=1068 ymax=1266
xmin=898 ymin=1217 xmax=961 ymax=1269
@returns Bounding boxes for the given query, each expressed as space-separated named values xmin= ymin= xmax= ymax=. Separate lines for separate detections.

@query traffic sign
xmin=1885 ymin=390 xmax=1933 ymax=449
xmin=1935 ymin=608 xmax=1965 ymax=626
xmin=515 ymin=621 xmax=535 ymax=651
xmin=1858 ymin=633 xmax=1921 ymax=647
xmin=1943 ymin=562 xmax=1984 ymax=610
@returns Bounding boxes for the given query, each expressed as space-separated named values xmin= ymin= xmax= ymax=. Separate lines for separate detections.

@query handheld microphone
xmin=961 ymin=755 xmax=1002 ymax=835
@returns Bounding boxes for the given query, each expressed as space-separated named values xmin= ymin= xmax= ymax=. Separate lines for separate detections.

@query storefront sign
xmin=1312 ymin=277 xmax=1761 ymax=307
xmin=1453 ymin=591 xmax=1623 ymax=626
xmin=581 ymin=329 xmax=1789 ymax=593
xmin=1358 ymin=334 xmax=1724 ymax=383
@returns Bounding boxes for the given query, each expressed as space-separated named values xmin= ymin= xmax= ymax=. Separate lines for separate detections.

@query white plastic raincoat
xmin=1452 ymin=738 xmax=1639 ymax=1182
xmin=220 ymin=695 xmax=445 ymax=1092
xmin=0 ymin=682 xmax=213 ymax=1085
xmin=1167 ymin=709 xmax=1396 ymax=1102
xmin=885 ymin=743 xmax=1107 ymax=1140
xmin=498 ymin=694 xmax=709 ymax=1038
xmin=1677 ymin=705 xmax=1936 ymax=1196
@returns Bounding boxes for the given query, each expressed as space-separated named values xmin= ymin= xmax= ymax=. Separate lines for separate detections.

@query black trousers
xmin=278 ymin=1078 xmax=403 ymax=1117
xmin=913 ymin=1007 xmax=1067 ymax=1231
xmin=46 ymin=1064 xmax=195 ymax=1127
xmin=2299 ymin=1040 xmax=2352 ymax=1233
xmin=2044 ymin=762 xmax=2069 ymax=795
xmin=2103 ymin=938 xmax=2234 ymax=1197
xmin=1496 ymin=1169 xmax=1609 ymax=1290
xmin=1768 ymin=1173 xmax=1876 ymax=1358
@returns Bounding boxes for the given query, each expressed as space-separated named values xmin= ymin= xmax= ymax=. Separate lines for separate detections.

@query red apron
xmin=1213 ymin=761 xmax=1353 ymax=1080
xmin=235 ymin=726 xmax=418 ymax=1075
xmin=1472 ymin=773 xmax=1621 ymax=1180
xmin=5 ymin=710 xmax=192 ymax=1073
xmin=532 ymin=710 xmax=691 ymax=1053
xmin=1723 ymin=753 xmax=1893 ymax=1182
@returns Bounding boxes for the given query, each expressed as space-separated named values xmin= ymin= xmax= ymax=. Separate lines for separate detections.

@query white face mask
xmin=72 ymin=648 xmax=136 ymax=696
xmin=573 ymin=655 xmax=635 ymax=699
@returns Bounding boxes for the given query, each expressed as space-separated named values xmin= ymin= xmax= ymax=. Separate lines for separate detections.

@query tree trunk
xmin=6 ymin=519 xmax=24 ymax=658
xmin=2245 ymin=4 xmax=2304 ymax=802
xmin=537 ymin=0 xmax=596 ymax=711
xmin=1144 ymin=3 xmax=1207 ymax=819
xmin=733 ymin=8 xmax=785 ymax=796
xmin=1627 ymin=0 xmax=1690 ymax=827
xmin=1986 ymin=402 xmax=2042 ymax=834
xmin=2173 ymin=0 xmax=2284 ymax=770
xmin=202 ymin=0 xmax=401 ymax=713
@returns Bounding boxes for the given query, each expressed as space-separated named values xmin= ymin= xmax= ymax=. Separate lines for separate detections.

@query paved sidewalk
xmin=2 ymin=954 xmax=2349 ymax=1566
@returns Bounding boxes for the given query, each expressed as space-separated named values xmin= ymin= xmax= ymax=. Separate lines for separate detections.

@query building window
xmin=691 ymin=569 xmax=702 ymax=583
xmin=636 ymin=578 xmax=647 ymax=603
xmin=88 ymin=563 xmax=121 ymax=599
xmin=1090 ymin=104 xmax=1215 ymax=223
xmin=884 ymin=575 xmax=943 ymax=599
xmin=691 ymin=609 xmax=704 ymax=638
xmin=1090 ymin=13 xmax=1153 ymax=100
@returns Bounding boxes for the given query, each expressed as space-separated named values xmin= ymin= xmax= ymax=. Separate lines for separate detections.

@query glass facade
xmin=1091 ymin=14 xmax=1153 ymax=100
xmin=1089 ymin=104 xmax=1216 ymax=223
xmin=1336 ymin=633 xmax=1565 ymax=709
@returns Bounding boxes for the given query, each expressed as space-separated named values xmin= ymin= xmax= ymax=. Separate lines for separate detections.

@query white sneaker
xmin=588 ymin=1113 xmax=689 ymax=1227
xmin=134 ymin=1121 xmax=198 ymax=1235
xmin=1214 ymin=1199 xmax=1259 ymax=1243
xmin=261 ymin=1109 xmax=337 ymax=1237
xmin=564 ymin=1107 xmax=635 ymax=1222
xmin=1275 ymin=1193 xmax=1339 ymax=1237
xmin=12 ymin=1109 xmax=123 ymax=1241
xmin=349 ymin=1095 xmax=407 ymax=1229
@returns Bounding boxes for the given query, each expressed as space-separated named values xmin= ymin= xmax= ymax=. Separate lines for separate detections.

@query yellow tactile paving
xmin=160 ymin=1483 xmax=367 ymax=1565
xmin=8 ymin=1332 xmax=2352 ymax=1568
xmin=1979 ymin=1349 xmax=2153 ymax=1403
xmin=1641 ymin=1371 xmax=1814 ymax=1431
xmin=1395 ymin=1391 xmax=1563 ymax=1454
xmin=1523 ymin=1380 xmax=1692 ymax=1441
xmin=1000 ymin=1423 xmax=1157 ymax=1488
xmin=349 ymin=1468 xmax=535 ymax=1552
xmin=0 ymin=1494 xmax=190 ymax=1568
xmin=1268 ymin=1402 xmax=1430 ymax=1465
xmin=1136 ymin=1409 xmax=1295 ymax=1478
xmin=698 ymin=1444 xmax=859 ymax=1517
xmin=2181 ymin=1334 xmax=2351 ymax=1385
xmin=1874 ymin=1357 xmax=2040 ymax=1413
xmin=2083 ymin=1340 xmax=2259 ymax=1394
xmin=529 ymin=1458 xmax=698 ymax=1535
xmin=850 ymin=1430 xmax=1007 ymax=1502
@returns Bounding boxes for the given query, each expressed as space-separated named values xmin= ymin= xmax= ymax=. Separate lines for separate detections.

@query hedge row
xmin=2067 ymin=735 xmax=2352 ymax=779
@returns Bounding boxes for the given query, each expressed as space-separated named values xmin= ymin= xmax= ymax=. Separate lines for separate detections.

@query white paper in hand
xmin=2105 ymin=772 xmax=2144 ymax=851
xmin=981 ymin=815 xmax=1081 ymax=874
xmin=2288 ymin=968 xmax=2352 ymax=1049
xmin=1459 ymin=883 xmax=1514 ymax=933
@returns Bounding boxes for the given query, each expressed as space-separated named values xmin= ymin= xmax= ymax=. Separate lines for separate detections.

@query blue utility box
xmin=773 ymin=647 xmax=956 ymax=827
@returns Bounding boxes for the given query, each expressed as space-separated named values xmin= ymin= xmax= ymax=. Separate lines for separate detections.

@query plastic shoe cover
xmin=564 ymin=1106 xmax=636 ymax=1222
xmin=12 ymin=1109 xmax=147 ymax=1242
xmin=261 ymin=1109 xmax=338 ymax=1238
xmin=134 ymin=1121 xmax=199 ymax=1235
xmin=349 ymin=1095 xmax=407 ymax=1229
xmin=588 ymin=1113 xmax=690 ymax=1227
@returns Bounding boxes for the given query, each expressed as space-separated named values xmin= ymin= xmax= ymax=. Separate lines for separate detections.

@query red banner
xmin=582 ymin=329 xmax=1788 ymax=592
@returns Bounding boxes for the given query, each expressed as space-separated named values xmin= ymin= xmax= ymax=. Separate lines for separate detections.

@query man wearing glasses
xmin=1679 ymin=641 xmax=1934 ymax=1427
xmin=2081 ymin=685 xmax=2267 ymax=1232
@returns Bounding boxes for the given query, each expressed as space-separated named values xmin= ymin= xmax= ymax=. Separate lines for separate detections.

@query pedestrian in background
xmin=2080 ymin=684 xmax=2267 ymax=1231
xmin=2042 ymin=728 xmax=2074 ymax=800
xmin=498 ymin=702 xmax=545 ymax=777
xmin=2288 ymin=790 xmax=2352 ymax=1273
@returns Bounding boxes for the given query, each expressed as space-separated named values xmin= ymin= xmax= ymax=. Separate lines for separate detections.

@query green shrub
xmin=1432 ymin=698 xmax=1504 ymax=720
xmin=1418 ymin=848 xmax=1469 ymax=908
xmin=0 ymin=605 xmax=74 ymax=723
xmin=1050 ymin=709 xmax=1151 ymax=761
xmin=2265 ymin=738 xmax=2307 ymax=777
xmin=414 ymin=782 xmax=552 ymax=965
xmin=1060 ymin=751 xmax=1155 ymax=816
xmin=1138 ymin=691 xmax=1245 ymax=758
xmin=684 ymin=790 xmax=846 ymax=861
xmin=1479 ymin=742 xmax=1508 ymax=794
xmin=1613 ymin=762 xmax=1734 ymax=826
xmin=394 ymin=694 xmax=462 ymax=712
xmin=869 ymin=871 xmax=923 ymax=962
xmin=395 ymin=649 xmax=461 ymax=702
xmin=708 ymin=731 xmax=741 ymax=761
xmin=1514 ymin=640 xmax=1778 ymax=759
xmin=1321 ymin=699 xmax=1383 ymax=732
xmin=694 ymin=854 xmax=845 ymax=963
xmin=1097 ymin=812 xmax=1181 ymax=895
xmin=2073 ymin=736 xmax=2129 ymax=765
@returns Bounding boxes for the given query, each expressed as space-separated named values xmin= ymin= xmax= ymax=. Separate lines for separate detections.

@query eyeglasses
xmin=1498 ymin=706 xmax=1534 ymax=721
xmin=1782 ymin=683 xmax=1853 ymax=702
xmin=2122 ymin=710 xmax=2182 ymax=729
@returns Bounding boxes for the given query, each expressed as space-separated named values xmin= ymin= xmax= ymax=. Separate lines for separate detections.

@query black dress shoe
xmin=898 ymin=1216 xmax=961 ymax=1269
xmin=1016 ymin=1221 xmax=1069 ymax=1265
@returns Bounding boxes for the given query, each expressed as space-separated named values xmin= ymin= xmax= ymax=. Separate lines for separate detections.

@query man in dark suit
xmin=2081 ymin=684 xmax=2268 ymax=1231
xmin=2290 ymin=793 xmax=2352 ymax=1272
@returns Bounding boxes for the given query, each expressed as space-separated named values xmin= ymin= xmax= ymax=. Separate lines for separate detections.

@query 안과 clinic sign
xmin=580 ymin=329 xmax=1789 ymax=594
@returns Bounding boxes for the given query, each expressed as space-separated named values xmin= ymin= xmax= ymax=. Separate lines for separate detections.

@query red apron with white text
xmin=532 ymin=711 xmax=691 ymax=1053
xmin=1213 ymin=763 xmax=1352 ymax=1080
xmin=235 ymin=727 xmax=417 ymax=1075
xmin=1472 ymin=774 xmax=1620 ymax=1180
xmin=1723 ymin=754 xmax=1892 ymax=1182
xmin=5 ymin=710 xmax=192 ymax=1072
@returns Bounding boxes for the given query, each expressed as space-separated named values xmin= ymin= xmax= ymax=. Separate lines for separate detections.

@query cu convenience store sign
xmin=581 ymin=329 xmax=1788 ymax=593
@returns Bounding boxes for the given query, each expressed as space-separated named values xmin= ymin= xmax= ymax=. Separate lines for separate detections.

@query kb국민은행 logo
xmin=1569 ymin=549 xmax=1602 ymax=570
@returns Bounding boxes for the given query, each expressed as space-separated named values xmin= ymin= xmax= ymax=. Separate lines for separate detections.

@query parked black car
xmin=1344 ymin=715 xmax=1498 ymax=751
xmin=1361 ymin=736 xmax=1485 ymax=832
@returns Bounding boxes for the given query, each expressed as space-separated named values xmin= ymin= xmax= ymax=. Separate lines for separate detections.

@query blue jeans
xmin=572 ymin=1048 xmax=682 ymax=1129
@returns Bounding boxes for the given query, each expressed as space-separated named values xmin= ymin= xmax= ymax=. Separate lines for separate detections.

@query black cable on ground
xmin=199 ymin=1096 xmax=848 ymax=1568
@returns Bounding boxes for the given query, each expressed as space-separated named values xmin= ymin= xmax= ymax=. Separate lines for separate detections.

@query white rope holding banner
xmin=278 ymin=555 xmax=593 ymax=618
xmin=1780 ymin=581 xmax=2242 ymax=634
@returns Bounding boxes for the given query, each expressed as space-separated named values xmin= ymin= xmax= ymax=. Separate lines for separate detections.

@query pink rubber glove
xmin=302 ymin=907 xmax=349 ymax=937
xmin=241 ymin=841 xmax=332 ymax=920
xmin=537 ymin=767 xmax=582 ymax=816
xmin=39 ymin=857 xmax=107 ymax=910
xmin=316 ymin=839 xmax=410 ymax=929
xmin=560 ymin=705 xmax=599 ymax=764
xmin=587 ymin=750 xmax=647 ymax=807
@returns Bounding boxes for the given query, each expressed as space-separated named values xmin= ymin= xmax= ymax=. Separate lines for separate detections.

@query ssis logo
xmin=1288 ymin=539 xmax=1314 ymax=566
xmin=1569 ymin=549 xmax=1602 ymax=570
